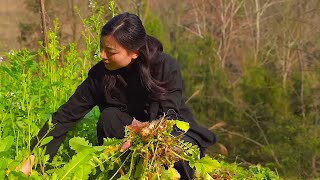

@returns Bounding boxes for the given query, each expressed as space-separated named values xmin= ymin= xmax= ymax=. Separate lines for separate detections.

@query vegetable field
xmin=0 ymin=20 xmax=280 ymax=180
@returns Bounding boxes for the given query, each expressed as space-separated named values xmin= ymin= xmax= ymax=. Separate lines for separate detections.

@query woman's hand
xmin=17 ymin=155 xmax=35 ymax=176
xmin=120 ymin=118 xmax=148 ymax=152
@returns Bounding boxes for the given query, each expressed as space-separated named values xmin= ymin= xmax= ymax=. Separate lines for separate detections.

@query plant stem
xmin=110 ymin=152 xmax=131 ymax=180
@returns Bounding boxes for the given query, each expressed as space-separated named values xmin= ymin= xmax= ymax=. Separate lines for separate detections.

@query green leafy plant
xmin=24 ymin=117 xmax=280 ymax=180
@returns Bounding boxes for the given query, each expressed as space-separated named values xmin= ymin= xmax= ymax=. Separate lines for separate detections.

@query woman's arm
xmin=154 ymin=54 xmax=216 ymax=149
xmin=31 ymin=76 xmax=98 ymax=158
xmin=156 ymin=54 xmax=185 ymax=119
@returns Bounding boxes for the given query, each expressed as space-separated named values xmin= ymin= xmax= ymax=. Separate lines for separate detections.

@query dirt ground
xmin=0 ymin=0 xmax=38 ymax=54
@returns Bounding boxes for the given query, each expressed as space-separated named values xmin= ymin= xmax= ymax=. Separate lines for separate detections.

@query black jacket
xmin=33 ymin=52 xmax=216 ymax=157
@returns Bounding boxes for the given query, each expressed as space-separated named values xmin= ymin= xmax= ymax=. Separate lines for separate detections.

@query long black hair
xmin=101 ymin=12 xmax=169 ymax=100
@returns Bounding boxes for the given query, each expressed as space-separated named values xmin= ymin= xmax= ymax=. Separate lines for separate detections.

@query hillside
xmin=0 ymin=0 xmax=37 ymax=52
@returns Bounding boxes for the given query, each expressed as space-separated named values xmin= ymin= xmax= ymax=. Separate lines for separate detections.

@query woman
xmin=22 ymin=12 xmax=216 ymax=179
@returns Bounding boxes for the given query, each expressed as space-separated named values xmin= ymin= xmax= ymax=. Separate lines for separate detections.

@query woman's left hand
xmin=120 ymin=118 xmax=148 ymax=152
xmin=16 ymin=155 xmax=35 ymax=176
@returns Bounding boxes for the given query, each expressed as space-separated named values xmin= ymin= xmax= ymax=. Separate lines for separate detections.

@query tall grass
xmin=0 ymin=4 xmax=105 ymax=177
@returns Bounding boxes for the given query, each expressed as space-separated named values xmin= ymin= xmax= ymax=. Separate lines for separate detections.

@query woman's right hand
xmin=17 ymin=155 xmax=35 ymax=176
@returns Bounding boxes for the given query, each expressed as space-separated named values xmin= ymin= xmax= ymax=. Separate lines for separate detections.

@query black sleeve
xmin=157 ymin=55 xmax=184 ymax=119
xmin=156 ymin=54 xmax=217 ymax=149
xmin=31 ymin=76 xmax=97 ymax=159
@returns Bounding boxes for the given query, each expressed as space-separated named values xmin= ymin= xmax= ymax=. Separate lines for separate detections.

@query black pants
xmin=97 ymin=107 xmax=204 ymax=180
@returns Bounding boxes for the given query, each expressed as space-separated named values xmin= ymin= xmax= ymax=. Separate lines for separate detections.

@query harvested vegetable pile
xmin=90 ymin=117 xmax=209 ymax=179
xmin=117 ymin=117 xmax=200 ymax=179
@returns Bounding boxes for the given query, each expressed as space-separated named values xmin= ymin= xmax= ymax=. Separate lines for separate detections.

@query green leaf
xmin=117 ymin=174 xmax=130 ymax=180
xmin=7 ymin=170 xmax=29 ymax=179
xmin=0 ymin=158 xmax=9 ymax=169
xmin=191 ymin=156 xmax=221 ymax=174
xmin=93 ymin=146 xmax=105 ymax=152
xmin=29 ymin=170 xmax=42 ymax=178
xmin=58 ymin=148 xmax=95 ymax=180
xmin=134 ymin=158 xmax=145 ymax=179
xmin=72 ymin=164 xmax=93 ymax=180
xmin=161 ymin=167 xmax=181 ymax=180
xmin=103 ymin=137 xmax=122 ymax=146
xmin=175 ymin=120 xmax=190 ymax=132
xmin=51 ymin=173 xmax=58 ymax=180
xmin=16 ymin=121 xmax=26 ymax=129
xmin=0 ymin=66 xmax=19 ymax=81
xmin=93 ymin=156 xmax=105 ymax=172
xmin=203 ymin=173 xmax=214 ymax=180
xmin=42 ymin=154 xmax=51 ymax=166
xmin=40 ymin=136 xmax=53 ymax=146
xmin=69 ymin=137 xmax=92 ymax=153
xmin=164 ymin=120 xmax=175 ymax=134
xmin=168 ymin=167 xmax=181 ymax=180
xmin=0 ymin=170 xmax=5 ymax=180
xmin=127 ymin=149 xmax=138 ymax=177
xmin=0 ymin=136 xmax=14 ymax=152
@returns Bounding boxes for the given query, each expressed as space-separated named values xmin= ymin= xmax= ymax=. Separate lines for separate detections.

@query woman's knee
xmin=99 ymin=107 xmax=120 ymax=120
xmin=97 ymin=107 xmax=132 ymax=139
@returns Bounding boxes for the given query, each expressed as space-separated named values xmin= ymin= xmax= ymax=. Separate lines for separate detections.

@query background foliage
xmin=1 ymin=0 xmax=320 ymax=179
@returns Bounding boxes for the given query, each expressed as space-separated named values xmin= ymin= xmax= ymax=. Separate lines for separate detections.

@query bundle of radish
xmin=72 ymin=116 xmax=220 ymax=180
xmin=117 ymin=117 xmax=199 ymax=179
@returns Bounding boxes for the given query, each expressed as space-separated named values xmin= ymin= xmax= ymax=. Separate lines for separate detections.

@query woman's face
xmin=100 ymin=35 xmax=139 ymax=71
